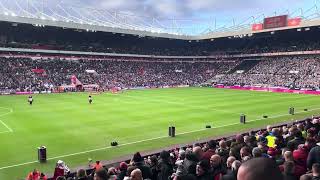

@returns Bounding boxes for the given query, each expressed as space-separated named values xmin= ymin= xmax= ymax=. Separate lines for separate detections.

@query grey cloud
xmin=45 ymin=0 xmax=311 ymax=24
xmin=70 ymin=0 xmax=307 ymax=18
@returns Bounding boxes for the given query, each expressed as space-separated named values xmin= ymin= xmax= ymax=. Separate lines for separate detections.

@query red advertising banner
xmin=263 ymin=15 xmax=288 ymax=29
xmin=252 ymin=23 xmax=264 ymax=31
xmin=287 ymin=17 xmax=302 ymax=27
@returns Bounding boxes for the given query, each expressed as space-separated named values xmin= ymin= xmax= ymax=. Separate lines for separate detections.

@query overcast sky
xmin=10 ymin=0 xmax=317 ymax=34
xmin=67 ymin=0 xmax=311 ymax=19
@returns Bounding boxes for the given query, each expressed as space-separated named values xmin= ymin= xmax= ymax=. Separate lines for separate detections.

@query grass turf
xmin=1 ymin=87 xmax=320 ymax=179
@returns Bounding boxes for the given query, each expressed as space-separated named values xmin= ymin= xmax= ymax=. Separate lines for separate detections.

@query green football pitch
xmin=1 ymin=87 xmax=320 ymax=179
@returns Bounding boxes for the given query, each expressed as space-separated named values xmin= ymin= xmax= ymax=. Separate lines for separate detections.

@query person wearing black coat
xmin=157 ymin=151 xmax=173 ymax=180
xmin=183 ymin=151 xmax=198 ymax=176
xmin=132 ymin=152 xmax=153 ymax=179
xmin=307 ymin=146 xmax=320 ymax=170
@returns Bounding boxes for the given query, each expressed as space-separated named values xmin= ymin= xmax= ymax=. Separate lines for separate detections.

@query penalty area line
xmin=0 ymin=120 xmax=13 ymax=132
xmin=0 ymin=107 xmax=13 ymax=133
xmin=0 ymin=107 xmax=320 ymax=170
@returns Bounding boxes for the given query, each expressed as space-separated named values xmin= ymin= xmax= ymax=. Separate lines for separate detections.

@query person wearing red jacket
xmin=26 ymin=169 xmax=40 ymax=180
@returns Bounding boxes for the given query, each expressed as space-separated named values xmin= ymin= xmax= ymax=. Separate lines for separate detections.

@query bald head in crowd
xmin=210 ymin=155 xmax=222 ymax=168
xmin=300 ymin=174 xmax=312 ymax=180
xmin=227 ymin=156 xmax=236 ymax=168
xmin=193 ymin=146 xmax=203 ymax=160
xmin=267 ymin=125 xmax=272 ymax=132
xmin=237 ymin=158 xmax=283 ymax=180
xmin=232 ymin=160 xmax=241 ymax=172
xmin=284 ymin=151 xmax=294 ymax=162
xmin=130 ymin=169 xmax=143 ymax=180
xmin=219 ymin=140 xmax=227 ymax=149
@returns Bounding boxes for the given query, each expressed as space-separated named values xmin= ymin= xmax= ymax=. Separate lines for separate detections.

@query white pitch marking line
xmin=0 ymin=107 xmax=319 ymax=171
xmin=0 ymin=107 xmax=13 ymax=133
xmin=0 ymin=120 xmax=13 ymax=132
xmin=0 ymin=130 xmax=11 ymax=134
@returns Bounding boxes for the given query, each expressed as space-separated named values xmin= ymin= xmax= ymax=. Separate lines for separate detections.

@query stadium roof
xmin=1 ymin=0 xmax=320 ymax=40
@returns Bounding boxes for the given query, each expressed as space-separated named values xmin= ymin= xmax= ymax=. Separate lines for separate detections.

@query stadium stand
xmin=2 ymin=5 xmax=320 ymax=180
xmin=216 ymin=56 xmax=320 ymax=89
xmin=26 ymin=116 xmax=320 ymax=180
xmin=2 ymin=55 xmax=320 ymax=94
xmin=0 ymin=57 xmax=239 ymax=92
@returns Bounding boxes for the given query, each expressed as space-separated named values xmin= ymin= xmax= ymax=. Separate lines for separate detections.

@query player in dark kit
xmin=88 ymin=96 xmax=93 ymax=104
xmin=28 ymin=96 xmax=33 ymax=105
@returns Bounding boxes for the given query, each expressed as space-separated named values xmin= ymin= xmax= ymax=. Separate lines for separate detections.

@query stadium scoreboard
xmin=263 ymin=15 xmax=288 ymax=29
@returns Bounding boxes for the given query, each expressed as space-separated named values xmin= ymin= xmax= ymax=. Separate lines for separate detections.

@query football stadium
xmin=2 ymin=0 xmax=320 ymax=180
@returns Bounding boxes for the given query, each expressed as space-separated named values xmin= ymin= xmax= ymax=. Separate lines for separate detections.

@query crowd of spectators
xmin=0 ymin=57 xmax=238 ymax=92
xmin=2 ymin=55 xmax=320 ymax=92
xmin=29 ymin=116 xmax=320 ymax=180
xmin=216 ymin=55 xmax=320 ymax=89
